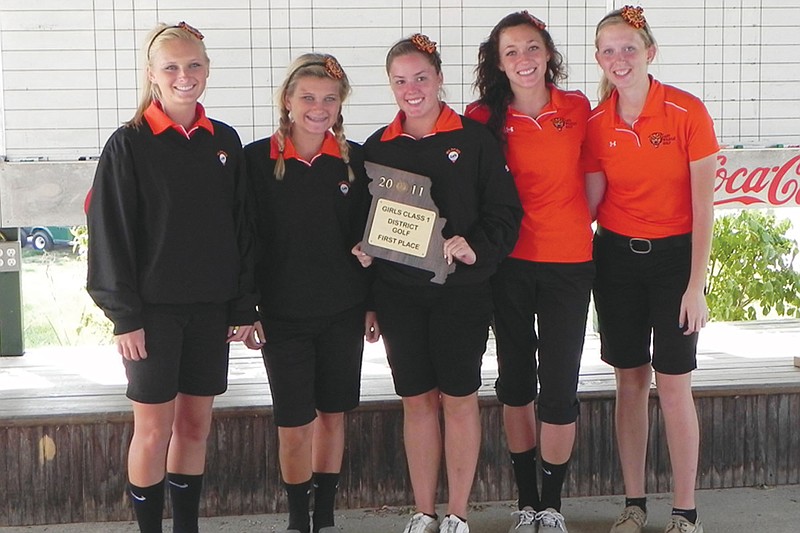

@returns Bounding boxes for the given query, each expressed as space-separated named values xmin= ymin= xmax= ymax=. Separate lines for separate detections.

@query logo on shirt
xmin=338 ymin=181 xmax=350 ymax=196
xmin=609 ymin=141 xmax=617 ymax=148
xmin=446 ymin=148 xmax=461 ymax=163
xmin=649 ymin=131 xmax=676 ymax=148
xmin=217 ymin=150 xmax=228 ymax=165
xmin=551 ymin=117 xmax=577 ymax=131
xmin=504 ymin=126 xmax=515 ymax=134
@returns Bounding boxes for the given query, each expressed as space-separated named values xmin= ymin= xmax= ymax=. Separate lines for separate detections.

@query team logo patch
xmin=648 ymin=131 xmax=676 ymax=148
xmin=551 ymin=116 xmax=577 ymax=131
xmin=446 ymin=148 xmax=461 ymax=163
xmin=649 ymin=132 xmax=663 ymax=147
xmin=217 ymin=150 xmax=228 ymax=165
xmin=338 ymin=181 xmax=350 ymax=195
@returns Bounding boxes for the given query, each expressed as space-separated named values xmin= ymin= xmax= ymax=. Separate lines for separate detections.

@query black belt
xmin=595 ymin=226 xmax=691 ymax=254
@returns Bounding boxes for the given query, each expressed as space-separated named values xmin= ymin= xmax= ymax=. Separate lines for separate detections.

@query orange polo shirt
xmin=584 ymin=78 xmax=719 ymax=238
xmin=466 ymin=86 xmax=593 ymax=263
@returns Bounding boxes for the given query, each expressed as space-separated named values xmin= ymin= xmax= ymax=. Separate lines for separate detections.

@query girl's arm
xmin=680 ymin=153 xmax=717 ymax=334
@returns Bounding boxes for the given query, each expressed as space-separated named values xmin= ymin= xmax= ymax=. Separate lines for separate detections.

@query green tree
xmin=707 ymin=210 xmax=800 ymax=321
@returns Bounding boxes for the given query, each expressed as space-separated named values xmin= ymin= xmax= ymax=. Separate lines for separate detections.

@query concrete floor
xmin=1 ymin=484 xmax=798 ymax=532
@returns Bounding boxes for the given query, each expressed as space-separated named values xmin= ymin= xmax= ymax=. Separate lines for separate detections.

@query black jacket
xmin=364 ymin=112 xmax=522 ymax=286
xmin=87 ymin=121 xmax=258 ymax=334
xmin=244 ymin=138 xmax=371 ymax=319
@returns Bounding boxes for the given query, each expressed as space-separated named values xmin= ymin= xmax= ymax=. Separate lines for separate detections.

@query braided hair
xmin=273 ymin=53 xmax=354 ymax=181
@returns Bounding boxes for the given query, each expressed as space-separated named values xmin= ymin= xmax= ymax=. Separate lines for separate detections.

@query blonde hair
xmin=595 ymin=9 xmax=657 ymax=103
xmin=273 ymin=53 xmax=354 ymax=181
xmin=126 ymin=23 xmax=210 ymax=128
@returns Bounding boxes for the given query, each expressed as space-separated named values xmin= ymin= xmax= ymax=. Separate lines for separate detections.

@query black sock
xmin=168 ymin=472 xmax=203 ymax=533
xmin=128 ymin=479 xmax=165 ymax=533
xmin=510 ymin=447 xmax=540 ymax=510
xmin=539 ymin=459 xmax=568 ymax=512
xmin=312 ymin=472 xmax=339 ymax=532
xmin=625 ymin=497 xmax=647 ymax=514
xmin=672 ymin=507 xmax=698 ymax=524
xmin=285 ymin=478 xmax=312 ymax=533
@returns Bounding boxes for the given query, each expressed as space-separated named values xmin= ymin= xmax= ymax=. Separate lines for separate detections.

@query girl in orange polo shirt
xmin=466 ymin=11 xmax=594 ymax=533
xmin=584 ymin=7 xmax=718 ymax=533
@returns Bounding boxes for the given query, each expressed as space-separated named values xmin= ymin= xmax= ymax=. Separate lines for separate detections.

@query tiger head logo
xmin=552 ymin=117 xmax=565 ymax=131
xmin=649 ymin=132 xmax=664 ymax=147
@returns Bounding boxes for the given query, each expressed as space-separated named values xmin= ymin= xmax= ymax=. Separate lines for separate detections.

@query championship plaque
xmin=361 ymin=161 xmax=455 ymax=284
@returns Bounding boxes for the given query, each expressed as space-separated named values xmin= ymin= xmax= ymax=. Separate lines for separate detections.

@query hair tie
xmin=324 ymin=56 xmax=344 ymax=79
xmin=410 ymin=33 xmax=437 ymax=55
xmin=620 ymin=5 xmax=647 ymax=29
xmin=176 ymin=21 xmax=204 ymax=40
xmin=521 ymin=11 xmax=546 ymax=31
xmin=147 ymin=21 xmax=204 ymax=58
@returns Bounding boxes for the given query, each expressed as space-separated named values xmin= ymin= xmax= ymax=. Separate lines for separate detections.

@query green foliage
xmin=71 ymin=224 xmax=88 ymax=256
xmin=21 ymin=243 xmax=112 ymax=348
xmin=708 ymin=210 xmax=800 ymax=321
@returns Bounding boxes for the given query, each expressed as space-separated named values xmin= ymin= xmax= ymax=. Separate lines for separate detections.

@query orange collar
xmin=269 ymin=131 xmax=342 ymax=163
xmin=144 ymin=102 xmax=214 ymax=137
xmin=608 ymin=75 xmax=664 ymax=123
xmin=381 ymin=103 xmax=463 ymax=141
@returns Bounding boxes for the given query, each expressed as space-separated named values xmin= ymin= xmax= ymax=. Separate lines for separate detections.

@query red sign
xmin=715 ymin=149 xmax=800 ymax=208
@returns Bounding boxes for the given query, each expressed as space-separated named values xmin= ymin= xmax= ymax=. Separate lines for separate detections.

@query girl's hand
xmin=243 ymin=322 xmax=266 ymax=349
xmin=351 ymin=242 xmax=374 ymax=267
xmin=116 ymin=328 xmax=147 ymax=361
xmin=228 ymin=324 xmax=255 ymax=343
xmin=443 ymin=235 xmax=476 ymax=265
xmin=679 ymin=286 xmax=708 ymax=335
xmin=365 ymin=311 xmax=381 ymax=343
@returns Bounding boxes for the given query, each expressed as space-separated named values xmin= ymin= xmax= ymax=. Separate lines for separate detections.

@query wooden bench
xmin=1 ymin=320 xmax=799 ymax=526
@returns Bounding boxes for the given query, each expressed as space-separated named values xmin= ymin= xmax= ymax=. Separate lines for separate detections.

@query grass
xmin=20 ymin=247 xmax=113 ymax=348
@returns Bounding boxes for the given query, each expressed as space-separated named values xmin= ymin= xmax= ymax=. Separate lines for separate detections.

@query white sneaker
xmin=664 ymin=515 xmax=704 ymax=533
xmin=403 ymin=512 xmax=439 ymax=533
xmin=609 ymin=505 xmax=647 ymax=533
xmin=439 ymin=514 xmax=469 ymax=533
xmin=508 ymin=506 xmax=537 ymax=532
xmin=536 ymin=508 xmax=568 ymax=532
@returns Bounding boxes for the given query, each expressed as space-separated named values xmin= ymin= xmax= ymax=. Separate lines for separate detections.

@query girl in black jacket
xmin=243 ymin=53 xmax=379 ymax=533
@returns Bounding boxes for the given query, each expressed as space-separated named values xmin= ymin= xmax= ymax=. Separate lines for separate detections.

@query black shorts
xmin=492 ymin=259 xmax=594 ymax=424
xmin=124 ymin=303 xmax=230 ymax=404
xmin=593 ymin=228 xmax=698 ymax=375
xmin=260 ymin=305 xmax=365 ymax=428
xmin=374 ymin=279 xmax=493 ymax=398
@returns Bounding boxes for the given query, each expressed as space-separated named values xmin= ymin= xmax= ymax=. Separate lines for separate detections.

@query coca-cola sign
xmin=715 ymin=148 xmax=800 ymax=208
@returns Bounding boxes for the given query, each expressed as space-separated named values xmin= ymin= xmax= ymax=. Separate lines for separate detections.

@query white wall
xmin=1 ymin=0 xmax=798 ymax=160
